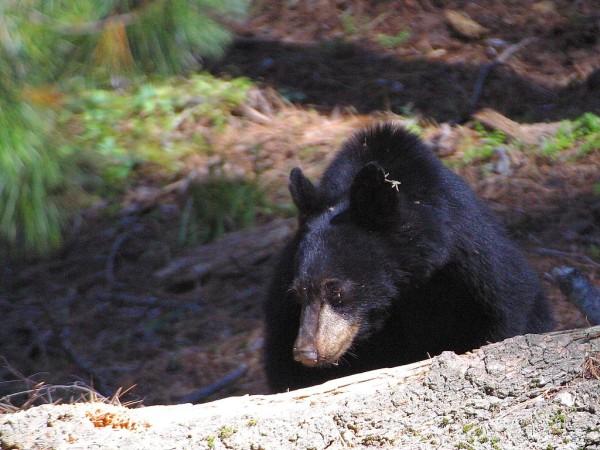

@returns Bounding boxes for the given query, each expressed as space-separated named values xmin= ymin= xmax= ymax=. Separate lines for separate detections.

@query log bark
xmin=2 ymin=326 xmax=600 ymax=450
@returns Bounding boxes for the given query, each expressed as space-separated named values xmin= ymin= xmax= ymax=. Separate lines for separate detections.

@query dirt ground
xmin=1 ymin=1 xmax=599 ymax=407
xmin=214 ymin=0 xmax=599 ymax=122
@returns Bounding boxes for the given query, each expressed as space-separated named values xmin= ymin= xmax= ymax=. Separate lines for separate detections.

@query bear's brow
xmin=291 ymin=279 xmax=317 ymax=294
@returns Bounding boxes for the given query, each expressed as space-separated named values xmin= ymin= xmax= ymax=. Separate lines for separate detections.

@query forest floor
xmin=1 ymin=0 xmax=599 ymax=408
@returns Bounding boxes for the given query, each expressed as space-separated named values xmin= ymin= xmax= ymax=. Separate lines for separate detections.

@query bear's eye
xmin=322 ymin=280 xmax=345 ymax=306
xmin=287 ymin=287 xmax=304 ymax=305
xmin=330 ymin=290 xmax=344 ymax=306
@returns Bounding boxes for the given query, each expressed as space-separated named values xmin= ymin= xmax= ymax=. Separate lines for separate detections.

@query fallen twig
xmin=105 ymin=226 xmax=141 ymax=287
xmin=59 ymin=328 xmax=111 ymax=397
xmin=534 ymin=247 xmax=600 ymax=268
xmin=466 ymin=37 xmax=537 ymax=120
xmin=93 ymin=291 xmax=203 ymax=312
xmin=176 ymin=364 xmax=248 ymax=404
xmin=238 ymin=104 xmax=272 ymax=125
xmin=551 ymin=266 xmax=600 ymax=325
xmin=37 ymin=292 xmax=112 ymax=398
xmin=105 ymin=231 xmax=131 ymax=286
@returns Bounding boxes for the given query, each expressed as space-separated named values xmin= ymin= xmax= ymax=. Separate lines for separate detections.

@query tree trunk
xmin=1 ymin=326 xmax=599 ymax=450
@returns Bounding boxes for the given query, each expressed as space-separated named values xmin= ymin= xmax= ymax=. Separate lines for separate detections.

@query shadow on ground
xmin=210 ymin=38 xmax=600 ymax=123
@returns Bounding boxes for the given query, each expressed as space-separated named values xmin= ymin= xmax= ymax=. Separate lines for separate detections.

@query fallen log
xmin=1 ymin=326 xmax=599 ymax=450
xmin=154 ymin=218 xmax=295 ymax=284
xmin=472 ymin=108 xmax=561 ymax=146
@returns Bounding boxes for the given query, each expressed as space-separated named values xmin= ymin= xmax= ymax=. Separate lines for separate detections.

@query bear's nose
xmin=293 ymin=345 xmax=319 ymax=366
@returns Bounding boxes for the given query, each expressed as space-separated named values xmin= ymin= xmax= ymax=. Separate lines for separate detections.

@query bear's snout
xmin=293 ymin=301 xmax=360 ymax=367
xmin=293 ymin=344 xmax=319 ymax=366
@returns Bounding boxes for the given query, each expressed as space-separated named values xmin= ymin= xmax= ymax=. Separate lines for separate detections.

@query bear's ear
xmin=289 ymin=167 xmax=320 ymax=216
xmin=350 ymin=162 xmax=399 ymax=228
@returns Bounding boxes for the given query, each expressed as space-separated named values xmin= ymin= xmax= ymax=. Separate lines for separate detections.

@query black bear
xmin=263 ymin=123 xmax=554 ymax=392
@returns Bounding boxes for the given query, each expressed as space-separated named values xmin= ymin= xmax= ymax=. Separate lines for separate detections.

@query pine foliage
xmin=0 ymin=0 xmax=247 ymax=255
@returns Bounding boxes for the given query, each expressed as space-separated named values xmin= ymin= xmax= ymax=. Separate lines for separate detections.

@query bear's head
xmin=287 ymin=162 xmax=415 ymax=368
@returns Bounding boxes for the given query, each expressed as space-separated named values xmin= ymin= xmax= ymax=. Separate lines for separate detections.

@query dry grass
xmin=0 ymin=357 xmax=139 ymax=414
xmin=85 ymin=408 xmax=149 ymax=429
xmin=582 ymin=352 xmax=600 ymax=380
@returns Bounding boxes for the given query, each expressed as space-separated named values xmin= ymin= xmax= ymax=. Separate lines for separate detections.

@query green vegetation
xmin=2 ymin=73 xmax=257 ymax=255
xmin=0 ymin=1 xmax=248 ymax=255
xmin=218 ymin=425 xmax=236 ymax=439
xmin=206 ymin=435 xmax=216 ymax=449
xmin=66 ymin=74 xmax=264 ymax=248
xmin=0 ymin=91 xmax=64 ymax=254
xmin=455 ymin=442 xmax=475 ymax=450
xmin=3 ymin=0 xmax=247 ymax=80
xmin=400 ymin=117 xmax=423 ymax=136
xmin=376 ymin=30 xmax=411 ymax=49
xmin=549 ymin=409 xmax=567 ymax=436
xmin=455 ymin=113 xmax=598 ymax=169
xmin=588 ymin=244 xmax=600 ymax=261
xmin=541 ymin=113 xmax=600 ymax=158
xmin=458 ymin=422 xmax=496 ymax=448
xmin=490 ymin=436 xmax=502 ymax=450
xmin=61 ymin=74 xmax=252 ymax=191
xmin=340 ymin=11 xmax=360 ymax=36
xmin=340 ymin=9 xmax=411 ymax=48
xmin=461 ymin=122 xmax=507 ymax=165
xmin=179 ymin=178 xmax=270 ymax=246
xmin=462 ymin=423 xmax=476 ymax=433
xmin=541 ymin=123 xmax=578 ymax=158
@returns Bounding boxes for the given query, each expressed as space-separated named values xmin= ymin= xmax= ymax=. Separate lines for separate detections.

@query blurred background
xmin=0 ymin=0 xmax=598 ymax=407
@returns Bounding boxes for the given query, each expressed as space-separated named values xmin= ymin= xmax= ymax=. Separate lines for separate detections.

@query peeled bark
xmin=1 ymin=326 xmax=599 ymax=450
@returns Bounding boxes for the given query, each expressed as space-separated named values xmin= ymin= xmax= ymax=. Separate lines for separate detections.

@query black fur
xmin=264 ymin=123 xmax=554 ymax=392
